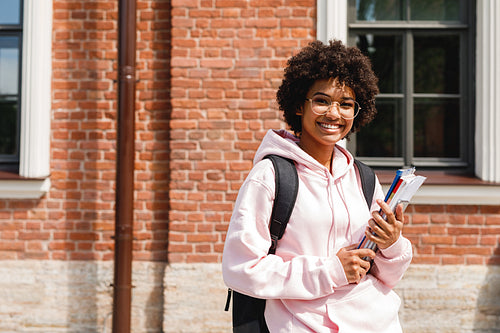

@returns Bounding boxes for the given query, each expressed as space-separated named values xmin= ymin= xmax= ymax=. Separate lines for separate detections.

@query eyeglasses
xmin=305 ymin=96 xmax=361 ymax=120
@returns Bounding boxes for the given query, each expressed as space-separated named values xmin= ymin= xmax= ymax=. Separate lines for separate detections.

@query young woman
xmin=222 ymin=40 xmax=412 ymax=332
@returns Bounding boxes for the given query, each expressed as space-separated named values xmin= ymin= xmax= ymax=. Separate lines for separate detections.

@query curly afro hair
xmin=277 ymin=40 xmax=379 ymax=138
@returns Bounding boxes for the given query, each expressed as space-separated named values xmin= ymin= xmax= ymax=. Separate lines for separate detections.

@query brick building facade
xmin=0 ymin=0 xmax=499 ymax=332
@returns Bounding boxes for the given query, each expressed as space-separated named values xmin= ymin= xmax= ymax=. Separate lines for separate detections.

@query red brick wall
xmin=167 ymin=0 xmax=316 ymax=263
xmin=0 ymin=0 xmax=170 ymax=261
xmin=406 ymin=204 xmax=500 ymax=265
xmin=0 ymin=1 xmax=498 ymax=266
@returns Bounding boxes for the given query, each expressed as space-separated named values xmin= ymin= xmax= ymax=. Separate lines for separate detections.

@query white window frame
xmin=475 ymin=0 xmax=500 ymax=183
xmin=0 ymin=0 xmax=52 ymax=199
xmin=317 ymin=0 xmax=500 ymax=204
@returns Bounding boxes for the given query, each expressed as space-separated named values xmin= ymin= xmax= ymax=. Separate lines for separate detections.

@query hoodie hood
xmin=253 ymin=129 xmax=354 ymax=181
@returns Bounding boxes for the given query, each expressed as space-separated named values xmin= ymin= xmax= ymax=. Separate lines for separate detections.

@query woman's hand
xmin=365 ymin=199 xmax=404 ymax=250
xmin=337 ymin=245 xmax=375 ymax=284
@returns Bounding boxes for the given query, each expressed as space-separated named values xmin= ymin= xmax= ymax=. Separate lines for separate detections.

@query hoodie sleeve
xmin=222 ymin=160 xmax=349 ymax=300
xmin=370 ymin=235 xmax=413 ymax=288
xmin=368 ymin=179 xmax=413 ymax=288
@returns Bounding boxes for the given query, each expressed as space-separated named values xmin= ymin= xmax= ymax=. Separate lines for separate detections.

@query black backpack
xmin=224 ymin=154 xmax=375 ymax=333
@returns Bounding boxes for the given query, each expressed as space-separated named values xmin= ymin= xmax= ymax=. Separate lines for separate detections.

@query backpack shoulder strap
xmin=264 ymin=154 xmax=299 ymax=255
xmin=354 ymin=159 xmax=376 ymax=209
xmin=223 ymin=155 xmax=299 ymax=313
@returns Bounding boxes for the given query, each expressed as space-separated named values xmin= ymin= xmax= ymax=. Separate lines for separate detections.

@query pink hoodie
xmin=222 ymin=129 xmax=412 ymax=332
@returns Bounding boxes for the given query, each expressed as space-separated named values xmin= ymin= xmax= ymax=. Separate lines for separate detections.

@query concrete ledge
xmin=0 ymin=178 xmax=51 ymax=199
xmin=408 ymin=185 xmax=500 ymax=205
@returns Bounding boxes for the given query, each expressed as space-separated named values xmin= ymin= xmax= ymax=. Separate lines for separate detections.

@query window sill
xmin=0 ymin=171 xmax=50 ymax=199
xmin=376 ymin=170 xmax=500 ymax=205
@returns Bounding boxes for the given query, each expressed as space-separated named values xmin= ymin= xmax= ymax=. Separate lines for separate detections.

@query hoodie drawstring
xmin=335 ymin=178 xmax=354 ymax=245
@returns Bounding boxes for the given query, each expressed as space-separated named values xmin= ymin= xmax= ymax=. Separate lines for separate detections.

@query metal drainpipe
xmin=112 ymin=0 xmax=136 ymax=332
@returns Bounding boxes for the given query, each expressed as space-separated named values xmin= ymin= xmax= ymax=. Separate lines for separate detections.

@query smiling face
xmin=296 ymin=78 xmax=356 ymax=156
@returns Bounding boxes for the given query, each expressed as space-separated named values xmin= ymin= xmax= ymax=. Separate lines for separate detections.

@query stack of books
xmin=358 ymin=167 xmax=426 ymax=252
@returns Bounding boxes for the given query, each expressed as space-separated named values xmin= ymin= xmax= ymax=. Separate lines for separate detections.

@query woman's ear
xmin=296 ymin=105 xmax=303 ymax=116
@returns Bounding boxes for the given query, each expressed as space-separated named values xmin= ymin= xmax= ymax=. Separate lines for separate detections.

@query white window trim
xmin=0 ymin=0 xmax=52 ymax=199
xmin=475 ymin=0 xmax=500 ymax=183
xmin=317 ymin=0 xmax=347 ymax=44
xmin=317 ymin=0 xmax=500 ymax=205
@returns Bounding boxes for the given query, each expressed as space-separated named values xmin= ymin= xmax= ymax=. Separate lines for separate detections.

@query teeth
xmin=319 ymin=122 xmax=340 ymax=130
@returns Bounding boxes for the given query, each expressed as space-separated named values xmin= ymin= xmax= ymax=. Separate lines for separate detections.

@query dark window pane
xmin=356 ymin=34 xmax=403 ymax=93
xmin=356 ymin=98 xmax=403 ymax=158
xmin=0 ymin=0 xmax=21 ymax=25
xmin=356 ymin=0 xmax=405 ymax=21
xmin=414 ymin=98 xmax=460 ymax=158
xmin=0 ymin=36 xmax=19 ymax=95
xmin=414 ymin=35 xmax=459 ymax=94
xmin=0 ymin=99 xmax=18 ymax=155
xmin=410 ymin=0 xmax=460 ymax=21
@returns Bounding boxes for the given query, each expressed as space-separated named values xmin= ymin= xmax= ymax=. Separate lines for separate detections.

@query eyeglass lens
xmin=309 ymin=97 xmax=359 ymax=119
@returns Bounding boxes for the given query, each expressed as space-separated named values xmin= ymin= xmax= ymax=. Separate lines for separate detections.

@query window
xmin=0 ymin=0 xmax=51 ymax=198
xmin=0 ymin=0 xmax=22 ymax=172
xmin=347 ymin=0 xmax=475 ymax=171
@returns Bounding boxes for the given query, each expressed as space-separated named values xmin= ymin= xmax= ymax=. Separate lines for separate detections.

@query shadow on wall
xmin=473 ymin=245 xmax=500 ymax=332
xmin=67 ymin=261 xmax=112 ymax=332
xmin=142 ymin=0 xmax=172 ymax=330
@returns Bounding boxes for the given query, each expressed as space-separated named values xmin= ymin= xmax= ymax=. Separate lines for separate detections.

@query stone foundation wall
xmin=0 ymin=261 xmax=498 ymax=332
xmin=164 ymin=264 xmax=500 ymax=333
xmin=0 ymin=261 xmax=165 ymax=333
xmin=396 ymin=265 xmax=500 ymax=332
